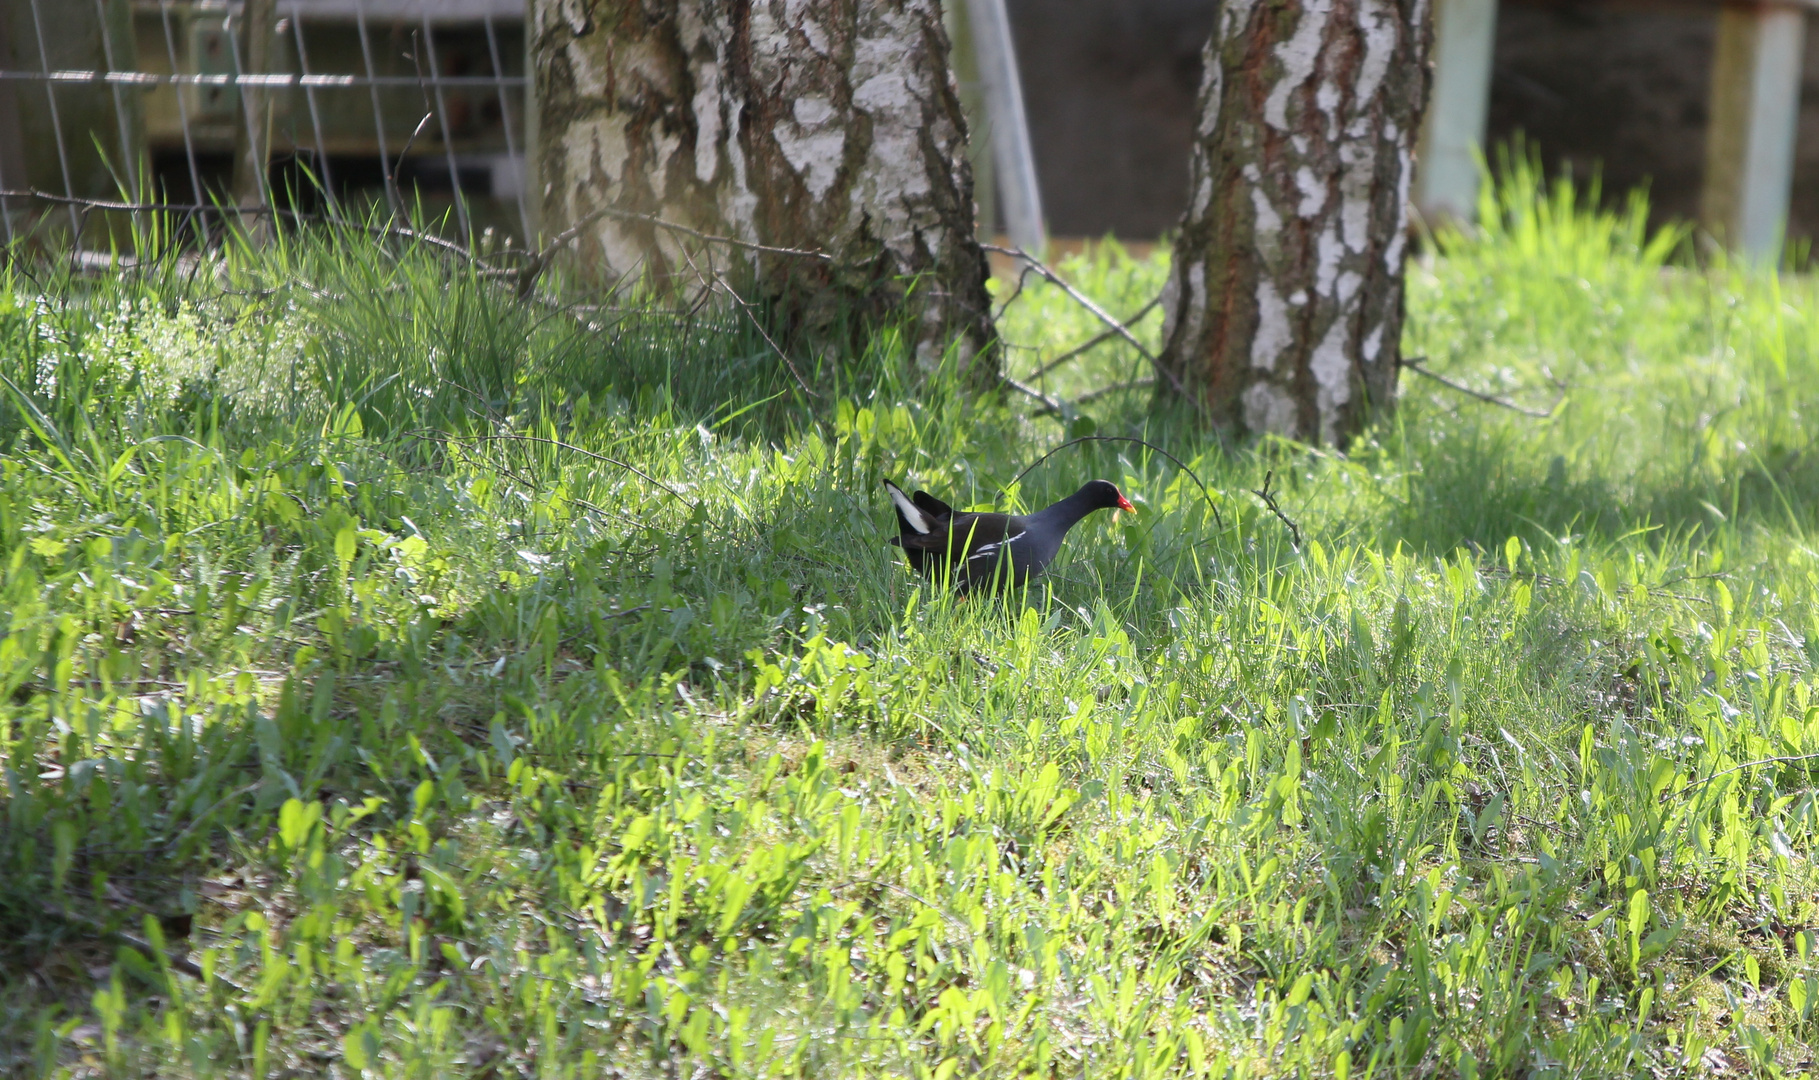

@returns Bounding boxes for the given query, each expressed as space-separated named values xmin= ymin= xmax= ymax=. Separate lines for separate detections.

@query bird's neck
xmin=1028 ymin=488 xmax=1102 ymax=534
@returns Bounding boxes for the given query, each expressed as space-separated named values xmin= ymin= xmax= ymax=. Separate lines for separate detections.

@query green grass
xmin=9 ymin=170 xmax=1819 ymax=1077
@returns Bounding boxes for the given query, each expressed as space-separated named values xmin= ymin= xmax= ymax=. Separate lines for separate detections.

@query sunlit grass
xmin=7 ymin=168 xmax=1819 ymax=1076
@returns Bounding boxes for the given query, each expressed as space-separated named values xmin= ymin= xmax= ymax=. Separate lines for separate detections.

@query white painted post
xmin=1415 ymin=0 xmax=1498 ymax=223
xmin=1701 ymin=1 xmax=1807 ymax=261
xmin=962 ymin=0 xmax=1045 ymax=254
xmin=943 ymin=0 xmax=996 ymax=239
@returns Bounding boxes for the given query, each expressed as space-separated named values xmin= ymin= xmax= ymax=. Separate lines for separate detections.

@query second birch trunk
xmin=1158 ymin=0 xmax=1433 ymax=446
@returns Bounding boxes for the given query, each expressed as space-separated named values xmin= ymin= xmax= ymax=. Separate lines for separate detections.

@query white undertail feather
xmin=885 ymin=481 xmax=930 ymax=533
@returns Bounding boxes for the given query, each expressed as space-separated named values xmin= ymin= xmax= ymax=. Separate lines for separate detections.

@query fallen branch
xmin=41 ymin=904 xmax=215 ymax=985
xmin=712 ymin=271 xmax=820 ymax=399
xmin=422 ymin=431 xmax=701 ymax=513
xmin=1004 ymin=375 xmax=1071 ymax=416
xmin=0 ymin=188 xmax=496 ymax=269
xmin=1249 ymin=469 xmax=1303 ymax=549
xmin=510 ymin=203 xmax=832 ymax=300
xmin=1020 ymin=378 xmax=1156 ymax=419
xmin=1008 ymin=434 xmax=1223 ymax=529
xmin=983 ymin=243 xmax=1190 ymax=399
xmin=1400 ymin=355 xmax=1564 ymax=419
xmin=1025 ymin=295 xmax=1162 ymax=384
xmin=1072 ymin=378 xmax=1154 ymax=406
xmin=1673 ymin=752 xmax=1819 ymax=796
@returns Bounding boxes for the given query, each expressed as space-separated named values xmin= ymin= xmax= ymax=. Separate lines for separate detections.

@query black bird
xmin=883 ymin=478 xmax=1135 ymax=593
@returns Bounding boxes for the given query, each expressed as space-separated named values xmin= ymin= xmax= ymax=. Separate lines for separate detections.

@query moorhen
xmin=883 ymin=478 xmax=1135 ymax=593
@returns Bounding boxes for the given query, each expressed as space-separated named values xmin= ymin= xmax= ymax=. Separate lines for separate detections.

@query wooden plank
xmin=943 ymin=0 xmax=996 ymax=238
xmin=1701 ymin=0 xmax=1807 ymax=259
xmin=1416 ymin=0 xmax=1498 ymax=222
xmin=962 ymin=0 xmax=1045 ymax=254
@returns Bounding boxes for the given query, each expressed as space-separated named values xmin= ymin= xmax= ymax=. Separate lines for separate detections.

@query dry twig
xmin=510 ymin=203 xmax=832 ymax=300
xmin=421 ymin=431 xmax=700 ymax=513
xmin=1025 ymin=295 xmax=1162 ymax=384
xmin=1071 ymin=378 xmax=1155 ymax=406
xmin=711 ymin=270 xmax=819 ymax=399
xmin=0 ymin=188 xmax=493 ymax=268
xmin=1004 ymin=375 xmax=1070 ymax=416
xmin=1401 ymin=355 xmax=1564 ymax=419
xmin=1673 ymin=752 xmax=1819 ymax=796
xmin=1250 ymin=469 xmax=1303 ymax=548
xmin=983 ymin=243 xmax=1190 ymax=399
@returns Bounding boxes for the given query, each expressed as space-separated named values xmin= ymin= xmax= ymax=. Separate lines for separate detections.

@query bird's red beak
xmin=1117 ymin=495 xmax=1136 ymax=514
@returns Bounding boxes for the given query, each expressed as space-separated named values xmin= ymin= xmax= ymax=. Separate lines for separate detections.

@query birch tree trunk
xmin=1158 ymin=0 xmax=1433 ymax=446
xmin=530 ymin=0 xmax=994 ymax=374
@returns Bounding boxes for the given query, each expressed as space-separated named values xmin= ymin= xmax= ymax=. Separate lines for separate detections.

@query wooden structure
xmin=1419 ymin=0 xmax=1810 ymax=259
xmin=1416 ymin=0 xmax=1498 ymax=222
xmin=0 ymin=0 xmax=527 ymax=240
xmin=1700 ymin=2 xmax=1806 ymax=257
xmin=947 ymin=0 xmax=1046 ymax=253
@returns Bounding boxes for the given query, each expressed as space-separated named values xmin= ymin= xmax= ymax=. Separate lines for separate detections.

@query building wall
xmin=1007 ymin=0 xmax=1819 ymax=244
xmin=1487 ymin=3 xmax=1714 ymax=233
xmin=1004 ymin=0 xmax=1213 ymax=238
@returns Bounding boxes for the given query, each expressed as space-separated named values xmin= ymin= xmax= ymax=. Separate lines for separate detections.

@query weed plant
xmin=7 ymin=167 xmax=1819 ymax=1077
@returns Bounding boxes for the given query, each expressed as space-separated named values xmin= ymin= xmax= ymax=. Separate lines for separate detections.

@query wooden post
xmin=961 ymin=0 xmax=1044 ymax=254
xmin=230 ymin=0 xmax=277 ymax=218
xmin=95 ymin=0 xmax=142 ymax=195
xmin=1416 ymin=0 xmax=1498 ymax=222
xmin=1701 ymin=0 xmax=1807 ymax=260
xmin=0 ymin=5 xmax=28 ymax=241
xmin=943 ymin=0 xmax=997 ymax=239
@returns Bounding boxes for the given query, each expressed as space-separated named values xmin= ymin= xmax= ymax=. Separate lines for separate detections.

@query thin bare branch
xmin=422 ymin=431 xmax=700 ymax=513
xmin=983 ymin=243 xmax=1190 ymax=398
xmin=1249 ymin=469 xmax=1303 ymax=548
xmin=1025 ymin=295 xmax=1161 ymax=384
xmin=1073 ymin=378 xmax=1155 ymax=406
xmin=0 ymin=188 xmax=495 ymax=268
xmin=1675 ymin=751 xmax=1819 ymax=796
xmin=510 ymin=203 xmax=834 ymax=299
xmin=1004 ymin=375 xmax=1070 ymax=415
xmin=1401 ymin=356 xmax=1564 ymax=419
xmin=712 ymin=271 xmax=820 ymax=399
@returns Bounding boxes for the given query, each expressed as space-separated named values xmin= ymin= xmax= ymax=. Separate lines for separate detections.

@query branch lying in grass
xmin=1400 ymin=355 xmax=1565 ymax=419
xmin=1004 ymin=375 xmax=1071 ymax=415
xmin=983 ymin=244 xmax=1190 ymax=399
xmin=1009 ymin=434 xmax=1223 ymax=529
xmin=1675 ymin=751 xmax=1819 ymax=796
xmin=712 ymin=271 xmax=819 ymax=399
xmin=1250 ymin=469 xmax=1303 ymax=549
xmin=1479 ymin=564 xmax=1716 ymax=609
xmin=1025 ymin=295 xmax=1162 ymax=384
xmin=0 ymin=188 xmax=493 ymax=270
xmin=41 ymin=903 xmax=222 ymax=986
xmin=1071 ymin=378 xmax=1154 ymax=406
xmin=510 ymin=203 xmax=832 ymax=299
xmin=420 ymin=431 xmax=702 ymax=514
xmin=1013 ymin=377 xmax=1156 ymax=420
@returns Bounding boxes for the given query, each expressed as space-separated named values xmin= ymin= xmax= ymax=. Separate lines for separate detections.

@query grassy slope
xmin=7 ymin=176 xmax=1819 ymax=1077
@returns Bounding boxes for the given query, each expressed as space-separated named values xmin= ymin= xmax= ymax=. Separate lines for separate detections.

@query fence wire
xmin=0 ymin=0 xmax=531 ymax=248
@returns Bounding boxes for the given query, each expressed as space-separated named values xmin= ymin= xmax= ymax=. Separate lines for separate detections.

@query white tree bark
xmin=530 ymin=0 xmax=994 ymax=372
xmin=1159 ymin=0 xmax=1433 ymax=446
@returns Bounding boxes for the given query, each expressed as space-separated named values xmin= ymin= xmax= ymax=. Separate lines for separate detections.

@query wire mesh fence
xmin=0 ymin=0 xmax=530 ymax=249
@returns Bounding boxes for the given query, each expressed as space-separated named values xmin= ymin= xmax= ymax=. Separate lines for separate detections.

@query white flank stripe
xmin=968 ymin=531 xmax=1024 ymax=561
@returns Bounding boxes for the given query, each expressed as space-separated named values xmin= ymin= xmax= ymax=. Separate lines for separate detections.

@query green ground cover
xmin=6 ymin=173 xmax=1819 ymax=1077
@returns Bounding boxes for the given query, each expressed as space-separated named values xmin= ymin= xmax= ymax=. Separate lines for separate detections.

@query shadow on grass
xmin=1375 ymin=419 xmax=1819 ymax=557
